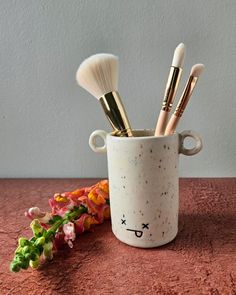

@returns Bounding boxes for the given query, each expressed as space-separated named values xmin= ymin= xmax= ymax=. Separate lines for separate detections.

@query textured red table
xmin=0 ymin=178 xmax=235 ymax=295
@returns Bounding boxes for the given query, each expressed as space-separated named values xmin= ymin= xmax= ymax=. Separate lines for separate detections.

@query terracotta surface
xmin=0 ymin=178 xmax=235 ymax=295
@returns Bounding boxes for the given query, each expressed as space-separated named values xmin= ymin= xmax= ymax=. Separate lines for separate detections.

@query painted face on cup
xmin=121 ymin=215 xmax=149 ymax=238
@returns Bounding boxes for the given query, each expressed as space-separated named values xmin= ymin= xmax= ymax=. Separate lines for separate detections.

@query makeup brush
xmin=155 ymin=43 xmax=186 ymax=136
xmin=164 ymin=63 xmax=205 ymax=135
xmin=76 ymin=53 xmax=133 ymax=137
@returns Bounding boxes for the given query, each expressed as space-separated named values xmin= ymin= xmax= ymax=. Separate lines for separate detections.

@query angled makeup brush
xmin=76 ymin=53 xmax=133 ymax=137
xmin=155 ymin=43 xmax=186 ymax=136
xmin=164 ymin=63 xmax=205 ymax=135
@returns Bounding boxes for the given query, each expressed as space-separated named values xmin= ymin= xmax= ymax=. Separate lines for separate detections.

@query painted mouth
xmin=126 ymin=229 xmax=143 ymax=238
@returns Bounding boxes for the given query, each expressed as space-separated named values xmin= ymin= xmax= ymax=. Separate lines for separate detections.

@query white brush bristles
xmin=172 ymin=43 xmax=186 ymax=68
xmin=76 ymin=53 xmax=119 ymax=99
xmin=190 ymin=63 xmax=205 ymax=77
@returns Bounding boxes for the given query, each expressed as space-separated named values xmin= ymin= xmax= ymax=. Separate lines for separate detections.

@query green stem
xmin=45 ymin=206 xmax=87 ymax=239
xmin=10 ymin=206 xmax=88 ymax=272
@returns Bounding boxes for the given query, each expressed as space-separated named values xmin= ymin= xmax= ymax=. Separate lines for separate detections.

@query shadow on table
xmin=37 ymin=222 xmax=110 ymax=292
xmin=167 ymin=212 xmax=236 ymax=253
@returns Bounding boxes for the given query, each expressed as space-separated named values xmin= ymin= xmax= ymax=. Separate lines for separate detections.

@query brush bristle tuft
xmin=76 ymin=53 xmax=119 ymax=99
xmin=172 ymin=43 xmax=186 ymax=68
xmin=190 ymin=63 xmax=205 ymax=77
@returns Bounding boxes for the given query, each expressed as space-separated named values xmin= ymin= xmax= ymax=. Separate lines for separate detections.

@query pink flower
xmin=25 ymin=207 xmax=52 ymax=223
xmin=63 ymin=222 xmax=76 ymax=248
xmin=49 ymin=196 xmax=70 ymax=217
xmin=49 ymin=191 xmax=86 ymax=217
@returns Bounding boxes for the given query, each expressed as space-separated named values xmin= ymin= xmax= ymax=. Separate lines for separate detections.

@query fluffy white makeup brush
xmin=164 ymin=63 xmax=205 ymax=135
xmin=155 ymin=43 xmax=186 ymax=136
xmin=76 ymin=53 xmax=133 ymax=137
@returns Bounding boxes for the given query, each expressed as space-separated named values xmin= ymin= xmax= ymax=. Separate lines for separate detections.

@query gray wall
xmin=0 ymin=0 xmax=235 ymax=178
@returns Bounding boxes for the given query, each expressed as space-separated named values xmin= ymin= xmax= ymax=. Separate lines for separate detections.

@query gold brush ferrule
xmin=162 ymin=66 xmax=182 ymax=112
xmin=99 ymin=91 xmax=133 ymax=137
xmin=174 ymin=76 xmax=198 ymax=117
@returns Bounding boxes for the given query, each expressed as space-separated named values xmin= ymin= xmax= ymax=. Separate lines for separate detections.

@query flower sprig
xmin=10 ymin=180 xmax=110 ymax=272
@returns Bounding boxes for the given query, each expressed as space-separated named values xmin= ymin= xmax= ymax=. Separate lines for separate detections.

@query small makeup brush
xmin=76 ymin=53 xmax=133 ymax=137
xmin=164 ymin=63 xmax=205 ymax=135
xmin=155 ymin=43 xmax=186 ymax=136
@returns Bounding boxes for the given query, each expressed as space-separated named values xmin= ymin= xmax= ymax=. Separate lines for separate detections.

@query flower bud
xmin=20 ymin=259 xmax=29 ymax=270
xmin=29 ymin=252 xmax=38 ymax=261
xmin=25 ymin=253 xmax=31 ymax=260
xmin=35 ymin=236 xmax=45 ymax=246
xmin=29 ymin=258 xmax=40 ymax=269
xmin=22 ymin=246 xmax=30 ymax=255
xmin=29 ymin=207 xmax=42 ymax=217
xmin=30 ymin=219 xmax=43 ymax=235
xmin=10 ymin=261 xmax=21 ymax=272
xmin=18 ymin=237 xmax=30 ymax=247
xmin=43 ymin=241 xmax=53 ymax=260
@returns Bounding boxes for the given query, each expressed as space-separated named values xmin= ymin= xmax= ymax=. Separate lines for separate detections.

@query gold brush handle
xmin=99 ymin=91 xmax=133 ymax=137
xmin=165 ymin=76 xmax=198 ymax=135
xmin=162 ymin=67 xmax=182 ymax=112
xmin=155 ymin=67 xmax=182 ymax=136
xmin=174 ymin=76 xmax=198 ymax=117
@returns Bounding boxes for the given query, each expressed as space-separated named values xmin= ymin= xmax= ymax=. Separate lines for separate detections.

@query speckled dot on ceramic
xmin=89 ymin=129 xmax=203 ymax=248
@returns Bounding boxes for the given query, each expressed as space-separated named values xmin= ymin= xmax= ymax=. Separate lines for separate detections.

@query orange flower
xmin=103 ymin=206 xmax=110 ymax=219
xmin=54 ymin=194 xmax=68 ymax=203
xmin=83 ymin=215 xmax=99 ymax=230
xmin=70 ymin=189 xmax=85 ymax=197
xmin=88 ymin=188 xmax=106 ymax=205
xmin=98 ymin=180 xmax=109 ymax=194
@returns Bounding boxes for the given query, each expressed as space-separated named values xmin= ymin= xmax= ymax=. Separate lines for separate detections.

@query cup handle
xmin=179 ymin=130 xmax=203 ymax=156
xmin=89 ymin=130 xmax=108 ymax=153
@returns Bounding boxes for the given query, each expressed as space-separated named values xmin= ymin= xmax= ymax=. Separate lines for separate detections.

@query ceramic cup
xmin=89 ymin=129 xmax=202 ymax=248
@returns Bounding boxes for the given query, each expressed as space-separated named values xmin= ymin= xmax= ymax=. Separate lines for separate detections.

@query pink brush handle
xmin=155 ymin=110 xmax=169 ymax=136
xmin=164 ymin=114 xmax=180 ymax=135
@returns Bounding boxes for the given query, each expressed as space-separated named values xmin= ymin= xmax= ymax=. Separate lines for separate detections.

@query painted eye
xmin=142 ymin=223 xmax=149 ymax=229
xmin=121 ymin=219 xmax=126 ymax=225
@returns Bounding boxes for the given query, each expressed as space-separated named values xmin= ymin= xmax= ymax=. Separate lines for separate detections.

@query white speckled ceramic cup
xmin=89 ymin=129 xmax=202 ymax=248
